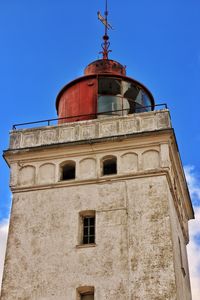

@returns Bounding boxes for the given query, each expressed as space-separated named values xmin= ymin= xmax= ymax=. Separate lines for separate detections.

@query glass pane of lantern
xmin=142 ymin=92 xmax=152 ymax=111
xmin=98 ymin=77 xmax=121 ymax=95
xmin=98 ymin=95 xmax=123 ymax=116
xmin=122 ymin=98 xmax=130 ymax=115
xmin=122 ymin=81 xmax=140 ymax=100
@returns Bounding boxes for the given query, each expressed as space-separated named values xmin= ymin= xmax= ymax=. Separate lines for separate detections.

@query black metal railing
xmin=12 ymin=103 xmax=168 ymax=130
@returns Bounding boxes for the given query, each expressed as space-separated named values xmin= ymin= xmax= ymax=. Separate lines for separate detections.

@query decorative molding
xmin=9 ymin=110 xmax=171 ymax=150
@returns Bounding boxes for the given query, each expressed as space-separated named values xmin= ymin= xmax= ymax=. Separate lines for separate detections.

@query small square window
xmin=102 ymin=156 xmax=117 ymax=176
xmin=60 ymin=161 xmax=76 ymax=181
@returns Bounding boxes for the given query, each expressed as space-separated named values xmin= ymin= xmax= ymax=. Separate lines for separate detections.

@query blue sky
xmin=0 ymin=0 xmax=200 ymax=298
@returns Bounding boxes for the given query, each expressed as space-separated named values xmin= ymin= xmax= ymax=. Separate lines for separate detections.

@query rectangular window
xmin=78 ymin=211 xmax=96 ymax=246
xmin=83 ymin=216 xmax=95 ymax=244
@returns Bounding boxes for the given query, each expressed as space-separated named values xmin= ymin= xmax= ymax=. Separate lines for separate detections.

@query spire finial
xmin=97 ymin=0 xmax=113 ymax=59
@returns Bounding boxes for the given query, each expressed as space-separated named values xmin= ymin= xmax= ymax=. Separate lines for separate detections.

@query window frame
xmin=83 ymin=216 xmax=95 ymax=244
xmin=78 ymin=211 xmax=96 ymax=246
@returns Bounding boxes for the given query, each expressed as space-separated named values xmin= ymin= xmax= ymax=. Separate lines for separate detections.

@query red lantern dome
xmin=56 ymin=2 xmax=155 ymax=124
xmin=56 ymin=58 xmax=155 ymax=124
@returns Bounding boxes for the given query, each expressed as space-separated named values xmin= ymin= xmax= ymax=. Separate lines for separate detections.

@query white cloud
xmin=187 ymin=207 xmax=200 ymax=300
xmin=184 ymin=165 xmax=200 ymax=201
xmin=0 ymin=219 xmax=9 ymax=292
xmin=185 ymin=165 xmax=200 ymax=300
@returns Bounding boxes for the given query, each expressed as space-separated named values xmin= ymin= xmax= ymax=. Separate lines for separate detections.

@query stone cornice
xmin=8 ymin=110 xmax=171 ymax=151
xmin=4 ymin=129 xmax=171 ymax=164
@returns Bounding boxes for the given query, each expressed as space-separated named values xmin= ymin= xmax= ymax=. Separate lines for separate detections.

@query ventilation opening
xmin=103 ymin=157 xmax=117 ymax=176
xmin=61 ymin=162 xmax=75 ymax=180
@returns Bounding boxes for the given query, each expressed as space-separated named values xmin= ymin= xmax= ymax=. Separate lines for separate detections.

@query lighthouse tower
xmin=1 ymin=5 xmax=194 ymax=300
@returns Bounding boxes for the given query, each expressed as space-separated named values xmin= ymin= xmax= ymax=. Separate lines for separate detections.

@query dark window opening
xmin=61 ymin=162 xmax=75 ymax=180
xmin=103 ymin=157 xmax=117 ymax=176
xmin=81 ymin=293 xmax=94 ymax=300
xmin=83 ymin=216 xmax=95 ymax=244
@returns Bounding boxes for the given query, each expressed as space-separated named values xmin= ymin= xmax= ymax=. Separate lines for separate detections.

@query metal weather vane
xmin=97 ymin=0 xmax=113 ymax=59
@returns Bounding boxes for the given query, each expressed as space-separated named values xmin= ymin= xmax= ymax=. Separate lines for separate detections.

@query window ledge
xmin=101 ymin=173 xmax=117 ymax=177
xmin=76 ymin=243 xmax=96 ymax=249
xmin=58 ymin=179 xmax=76 ymax=182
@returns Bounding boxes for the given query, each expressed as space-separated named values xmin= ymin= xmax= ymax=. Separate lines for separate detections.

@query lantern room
xmin=56 ymin=59 xmax=155 ymax=124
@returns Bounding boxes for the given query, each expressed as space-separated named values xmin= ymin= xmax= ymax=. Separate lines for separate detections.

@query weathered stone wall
xmin=1 ymin=110 xmax=193 ymax=300
xmin=167 ymin=186 xmax=192 ymax=300
xmin=2 ymin=177 xmax=178 ymax=300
